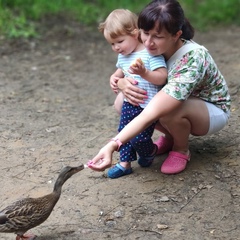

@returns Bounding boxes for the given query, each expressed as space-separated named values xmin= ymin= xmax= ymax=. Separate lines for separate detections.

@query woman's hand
xmin=87 ymin=141 xmax=117 ymax=171
xmin=117 ymin=77 xmax=148 ymax=106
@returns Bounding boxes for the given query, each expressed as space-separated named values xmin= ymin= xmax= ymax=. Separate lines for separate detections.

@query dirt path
xmin=0 ymin=20 xmax=239 ymax=240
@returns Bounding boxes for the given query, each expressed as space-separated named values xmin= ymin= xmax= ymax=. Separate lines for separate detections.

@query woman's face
xmin=140 ymin=26 xmax=177 ymax=57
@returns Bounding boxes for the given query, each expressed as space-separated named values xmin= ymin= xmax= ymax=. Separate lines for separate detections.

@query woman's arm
xmin=89 ymin=91 xmax=182 ymax=171
xmin=116 ymin=91 xmax=181 ymax=142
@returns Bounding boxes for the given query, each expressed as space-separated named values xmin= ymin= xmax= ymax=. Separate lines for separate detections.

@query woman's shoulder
xmin=167 ymin=40 xmax=209 ymax=69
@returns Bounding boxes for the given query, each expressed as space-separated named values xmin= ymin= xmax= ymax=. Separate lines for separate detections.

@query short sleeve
xmin=149 ymin=55 xmax=166 ymax=71
xmin=162 ymin=49 xmax=206 ymax=101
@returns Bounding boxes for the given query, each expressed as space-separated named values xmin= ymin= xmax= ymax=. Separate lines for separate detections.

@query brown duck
xmin=0 ymin=164 xmax=85 ymax=240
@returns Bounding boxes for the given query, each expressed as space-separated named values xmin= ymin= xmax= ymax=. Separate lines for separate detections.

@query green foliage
xmin=0 ymin=7 xmax=34 ymax=38
xmin=179 ymin=0 xmax=240 ymax=30
xmin=61 ymin=0 xmax=147 ymax=25
xmin=0 ymin=0 xmax=239 ymax=38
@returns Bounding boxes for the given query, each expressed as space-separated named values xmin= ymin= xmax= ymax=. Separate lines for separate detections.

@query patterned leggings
xmin=118 ymin=101 xmax=156 ymax=162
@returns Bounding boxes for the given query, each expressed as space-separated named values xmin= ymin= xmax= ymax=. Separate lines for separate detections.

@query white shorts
xmin=205 ymin=102 xmax=230 ymax=135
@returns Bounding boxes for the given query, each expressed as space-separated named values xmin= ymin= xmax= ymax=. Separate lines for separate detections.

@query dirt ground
xmin=0 ymin=18 xmax=239 ymax=240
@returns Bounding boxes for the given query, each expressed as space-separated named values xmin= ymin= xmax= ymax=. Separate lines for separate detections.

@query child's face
xmin=105 ymin=33 xmax=139 ymax=55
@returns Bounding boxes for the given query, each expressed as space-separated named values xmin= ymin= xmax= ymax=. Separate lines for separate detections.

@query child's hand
xmin=128 ymin=58 xmax=146 ymax=76
xmin=110 ymin=75 xmax=120 ymax=94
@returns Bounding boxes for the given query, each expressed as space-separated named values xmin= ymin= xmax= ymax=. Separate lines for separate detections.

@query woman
xmin=88 ymin=0 xmax=231 ymax=175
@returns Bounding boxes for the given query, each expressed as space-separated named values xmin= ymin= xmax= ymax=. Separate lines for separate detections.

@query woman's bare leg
xmin=158 ymin=97 xmax=209 ymax=154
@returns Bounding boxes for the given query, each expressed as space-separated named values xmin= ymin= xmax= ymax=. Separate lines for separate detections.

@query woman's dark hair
xmin=138 ymin=0 xmax=194 ymax=39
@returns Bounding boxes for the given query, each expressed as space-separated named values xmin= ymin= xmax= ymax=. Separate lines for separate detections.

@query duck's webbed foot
xmin=16 ymin=233 xmax=37 ymax=240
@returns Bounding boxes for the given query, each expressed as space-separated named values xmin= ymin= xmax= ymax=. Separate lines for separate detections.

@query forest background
xmin=0 ymin=0 xmax=239 ymax=38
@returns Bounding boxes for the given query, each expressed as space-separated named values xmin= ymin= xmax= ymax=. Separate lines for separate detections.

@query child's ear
xmin=132 ymin=29 xmax=140 ymax=38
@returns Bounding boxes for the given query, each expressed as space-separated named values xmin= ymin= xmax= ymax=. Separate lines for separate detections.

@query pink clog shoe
xmin=154 ymin=136 xmax=173 ymax=155
xmin=161 ymin=151 xmax=190 ymax=174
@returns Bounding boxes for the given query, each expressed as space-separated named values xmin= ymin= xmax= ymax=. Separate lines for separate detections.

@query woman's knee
xmin=159 ymin=114 xmax=179 ymax=126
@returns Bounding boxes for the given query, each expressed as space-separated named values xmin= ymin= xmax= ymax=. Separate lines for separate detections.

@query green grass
xmin=0 ymin=0 xmax=239 ymax=38
xmin=180 ymin=0 xmax=240 ymax=30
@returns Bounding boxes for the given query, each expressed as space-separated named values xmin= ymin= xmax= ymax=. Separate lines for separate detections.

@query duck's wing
xmin=0 ymin=195 xmax=58 ymax=233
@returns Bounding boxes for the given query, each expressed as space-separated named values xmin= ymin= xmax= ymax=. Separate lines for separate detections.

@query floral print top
xmin=162 ymin=40 xmax=231 ymax=113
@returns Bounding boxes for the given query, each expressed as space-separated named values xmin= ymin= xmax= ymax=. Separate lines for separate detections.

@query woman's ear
xmin=173 ymin=30 xmax=182 ymax=42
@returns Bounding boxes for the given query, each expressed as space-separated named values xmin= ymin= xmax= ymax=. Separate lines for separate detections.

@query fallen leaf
xmin=191 ymin=187 xmax=198 ymax=194
xmin=159 ymin=196 xmax=170 ymax=202
xmin=157 ymin=224 xmax=168 ymax=230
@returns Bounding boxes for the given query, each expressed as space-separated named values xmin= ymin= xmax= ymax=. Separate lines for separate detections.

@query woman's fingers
xmin=126 ymin=94 xmax=142 ymax=106
xmin=125 ymin=76 xmax=138 ymax=85
xmin=88 ymin=142 xmax=116 ymax=171
xmin=88 ymin=156 xmax=110 ymax=171
xmin=87 ymin=152 xmax=104 ymax=171
xmin=88 ymin=159 xmax=107 ymax=171
xmin=125 ymin=87 xmax=147 ymax=105
xmin=118 ymin=77 xmax=147 ymax=104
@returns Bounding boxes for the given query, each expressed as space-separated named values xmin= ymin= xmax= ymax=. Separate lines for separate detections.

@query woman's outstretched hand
xmin=118 ymin=77 xmax=148 ymax=106
xmin=87 ymin=141 xmax=117 ymax=171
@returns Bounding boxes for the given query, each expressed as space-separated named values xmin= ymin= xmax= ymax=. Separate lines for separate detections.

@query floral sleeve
xmin=162 ymin=47 xmax=231 ymax=112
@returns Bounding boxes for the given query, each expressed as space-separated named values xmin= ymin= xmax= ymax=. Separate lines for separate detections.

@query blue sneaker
xmin=107 ymin=163 xmax=133 ymax=179
xmin=138 ymin=144 xmax=157 ymax=167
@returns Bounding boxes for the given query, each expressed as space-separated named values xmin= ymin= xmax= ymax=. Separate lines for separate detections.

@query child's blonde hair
xmin=98 ymin=9 xmax=139 ymax=39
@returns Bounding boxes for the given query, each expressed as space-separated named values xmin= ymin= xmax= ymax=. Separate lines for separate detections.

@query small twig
xmin=98 ymin=204 xmax=123 ymax=220
xmin=221 ymin=226 xmax=237 ymax=233
xmin=178 ymin=188 xmax=203 ymax=213
xmin=135 ymin=228 xmax=162 ymax=236
xmin=12 ymin=176 xmax=40 ymax=184
xmin=11 ymin=161 xmax=46 ymax=178
xmin=1 ymin=163 xmax=28 ymax=171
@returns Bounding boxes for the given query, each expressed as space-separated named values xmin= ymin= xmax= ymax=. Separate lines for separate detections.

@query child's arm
xmin=110 ymin=68 xmax=124 ymax=94
xmin=140 ymin=67 xmax=167 ymax=85
xmin=129 ymin=58 xmax=167 ymax=86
